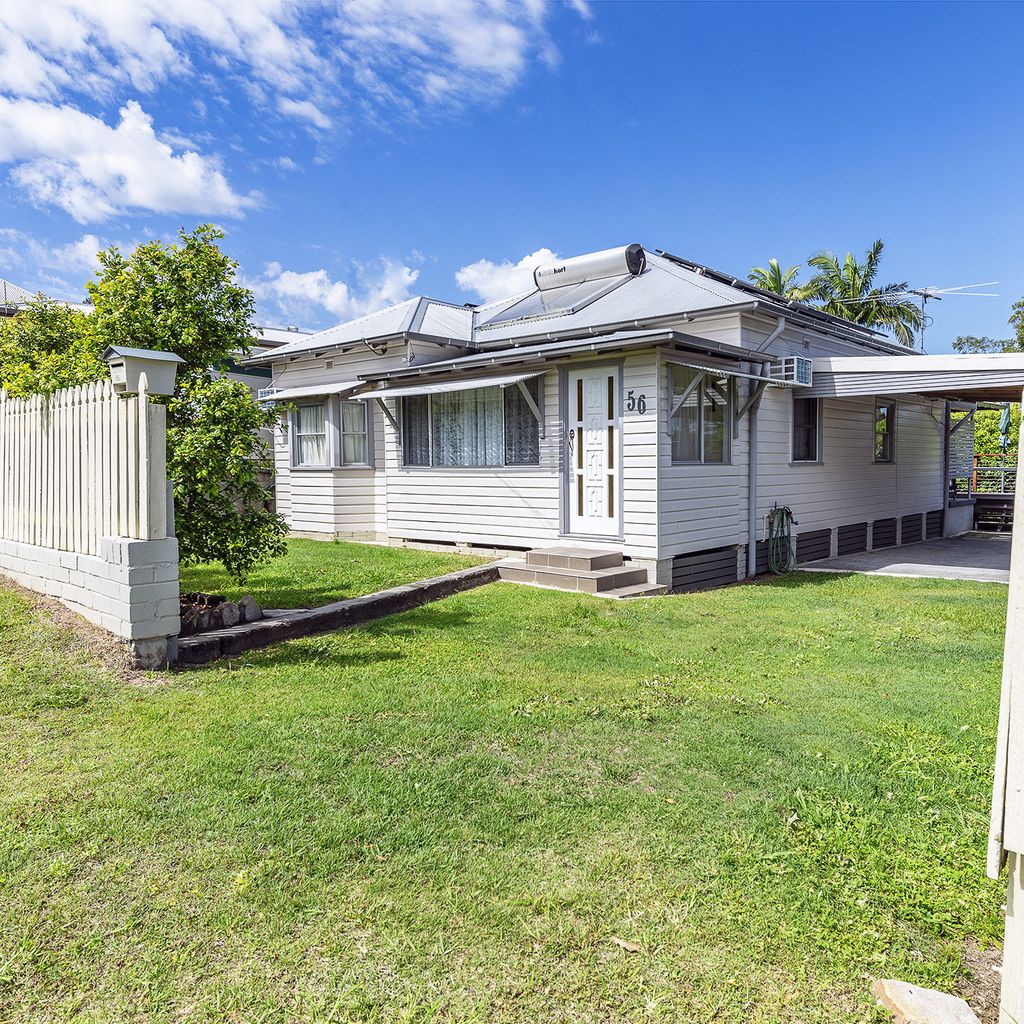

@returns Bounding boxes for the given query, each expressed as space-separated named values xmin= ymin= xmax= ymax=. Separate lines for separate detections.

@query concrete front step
xmin=602 ymin=582 xmax=668 ymax=599
xmin=499 ymin=560 xmax=649 ymax=595
xmin=526 ymin=546 xmax=624 ymax=571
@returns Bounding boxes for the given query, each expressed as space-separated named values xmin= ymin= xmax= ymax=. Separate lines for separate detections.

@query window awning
xmin=666 ymin=357 xmax=768 ymax=383
xmin=261 ymin=380 xmax=361 ymax=402
xmin=806 ymin=354 xmax=1024 ymax=403
xmin=361 ymin=371 xmax=543 ymax=400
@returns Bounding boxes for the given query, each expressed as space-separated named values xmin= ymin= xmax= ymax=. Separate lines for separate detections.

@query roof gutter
xmin=243 ymin=330 xmax=477 ymax=366
xmin=358 ymin=329 xmax=774 ymax=384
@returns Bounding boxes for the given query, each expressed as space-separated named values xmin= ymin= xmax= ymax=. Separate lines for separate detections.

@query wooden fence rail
xmin=0 ymin=380 xmax=167 ymax=556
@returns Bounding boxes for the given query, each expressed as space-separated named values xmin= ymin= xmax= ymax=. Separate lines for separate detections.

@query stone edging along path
xmin=174 ymin=562 xmax=502 ymax=667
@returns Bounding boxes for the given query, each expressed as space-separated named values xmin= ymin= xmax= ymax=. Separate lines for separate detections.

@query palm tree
xmin=803 ymin=240 xmax=923 ymax=347
xmin=748 ymin=259 xmax=812 ymax=301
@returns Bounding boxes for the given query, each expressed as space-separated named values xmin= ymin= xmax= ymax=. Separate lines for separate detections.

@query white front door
xmin=566 ymin=366 xmax=620 ymax=536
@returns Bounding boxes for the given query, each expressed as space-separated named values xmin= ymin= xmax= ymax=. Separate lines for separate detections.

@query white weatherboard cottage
xmin=251 ymin=244 xmax=1024 ymax=594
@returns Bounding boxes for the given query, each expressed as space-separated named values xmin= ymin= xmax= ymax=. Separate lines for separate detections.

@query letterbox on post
xmin=103 ymin=346 xmax=184 ymax=396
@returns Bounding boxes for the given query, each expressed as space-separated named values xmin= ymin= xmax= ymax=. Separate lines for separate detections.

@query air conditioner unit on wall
xmin=768 ymin=356 xmax=812 ymax=386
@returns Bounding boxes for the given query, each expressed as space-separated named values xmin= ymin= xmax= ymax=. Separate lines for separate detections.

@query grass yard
xmin=0 ymin=562 xmax=1008 ymax=1023
xmin=180 ymin=538 xmax=485 ymax=608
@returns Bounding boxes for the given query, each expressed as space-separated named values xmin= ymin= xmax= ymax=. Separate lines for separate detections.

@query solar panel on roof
xmin=481 ymin=274 xmax=631 ymax=327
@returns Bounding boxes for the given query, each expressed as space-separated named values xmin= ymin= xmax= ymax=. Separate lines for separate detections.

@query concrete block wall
xmin=0 ymin=535 xmax=180 ymax=668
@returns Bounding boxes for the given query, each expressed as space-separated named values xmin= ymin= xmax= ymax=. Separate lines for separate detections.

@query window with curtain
xmin=295 ymin=403 xmax=327 ymax=466
xmin=792 ymin=396 xmax=821 ymax=463
xmin=401 ymin=379 xmax=541 ymax=467
xmin=670 ymin=365 xmax=731 ymax=464
xmin=339 ymin=401 xmax=369 ymax=465
xmin=874 ymin=401 xmax=895 ymax=463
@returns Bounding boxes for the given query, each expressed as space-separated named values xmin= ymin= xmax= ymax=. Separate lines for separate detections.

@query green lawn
xmin=0 ymin=566 xmax=1008 ymax=1023
xmin=180 ymin=538 xmax=485 ymax=608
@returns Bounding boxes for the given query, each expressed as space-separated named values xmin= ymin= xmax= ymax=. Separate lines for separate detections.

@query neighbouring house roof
xmin=0 ymin=277 xmax=38 ymax=307
xmin=253 ymin=325 xmax=313 ymax=348
xmin=251 ymin=244 xmax=912 ymax=367
xmin=806 ymin=353 xmax=1024 ymax=403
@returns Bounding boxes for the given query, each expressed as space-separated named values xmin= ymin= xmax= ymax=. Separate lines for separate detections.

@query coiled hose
xmin=766 ymin=504 xmax=797 ymax=575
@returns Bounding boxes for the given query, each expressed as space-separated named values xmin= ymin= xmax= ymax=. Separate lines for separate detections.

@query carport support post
xmin=1003 ymin=854 xmax=1024 ymax=1023
xmin=994 ymin=386 xmax=1024 ymax=1024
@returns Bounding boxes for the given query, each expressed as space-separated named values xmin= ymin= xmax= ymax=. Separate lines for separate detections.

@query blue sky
xmin=0 ymin=0 xmax=1020 ymax=352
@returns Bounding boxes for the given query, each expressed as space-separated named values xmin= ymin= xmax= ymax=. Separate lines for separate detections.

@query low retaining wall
xmin=177 ymin=562 xmax=499 ymax=666
xmin=0 ymin=535 xmax=180 ymax=668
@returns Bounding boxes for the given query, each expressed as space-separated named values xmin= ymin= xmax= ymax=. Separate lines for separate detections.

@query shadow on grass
xmin=183 ymin=605 xmax=482 ymax=674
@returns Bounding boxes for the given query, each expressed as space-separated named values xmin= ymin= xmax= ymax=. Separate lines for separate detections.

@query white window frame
xmin=791 ymin=395 xmax=823 ymax=464
xmin=873 ymin=400 xmax=897 ymax=464
xmin=292 ymin=401 xmax=330 ymax=469
xmin=400 ymin=382 xmax=542 ymax=469
xmin=668 ymin=364 xmax=733 ymax=466
xmin=338 ymin=399 xmax=372 ymax=468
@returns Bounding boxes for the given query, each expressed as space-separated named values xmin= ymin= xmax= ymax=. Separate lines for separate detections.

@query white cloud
xmin=0 ymin=0 xmax=316 ymax=101
xmin=337 ymin=0 xmax=583 ymax=107
xmin=0 ymin=1 xmax=590 ymax=220
xmin=249 ymin=257 xmax=419 ymax=325
xmin=0 ymin=227 xmax=108 ymax=273
xmin=0 ymin=97 xmax=257 ymax=223
xmin=277 ymin=98 xmax=331 ymax=130
xmin=455 ymin=247 xmax=558 ymax=303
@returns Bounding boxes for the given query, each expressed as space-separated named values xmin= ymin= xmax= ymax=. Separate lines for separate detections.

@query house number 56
xmin=625 ymin=390 xmax=647 ymax=415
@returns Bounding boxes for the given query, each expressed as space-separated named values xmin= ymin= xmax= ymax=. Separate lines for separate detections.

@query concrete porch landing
xmin=798 ymin=533 xmax=1011 ymax=584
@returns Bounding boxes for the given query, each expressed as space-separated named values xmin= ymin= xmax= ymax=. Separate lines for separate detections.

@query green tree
xmin=87 ymin=224 xmax=255 ymax=381
xmin=0 ymin=226 xmax=286 ymax=582
xmin=952 ymin=335 xmax=1017 ymax=355
xmin=168 ymin=376 xmax=286 ymax=578
xmin=0 ymin=299 xmax=104 ymax=397
xmin=804 ymin=240 xmax=924 ymax=347
xmin=748 ymin=258 xmax=812 ymax=300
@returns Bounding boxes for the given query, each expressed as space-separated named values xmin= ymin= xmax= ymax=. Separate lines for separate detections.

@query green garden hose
xmin=766 ymin=504 xmax=798 ymax=575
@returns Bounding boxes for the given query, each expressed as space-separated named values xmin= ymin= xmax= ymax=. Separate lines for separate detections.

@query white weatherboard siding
xmin=272 ymin=346 xmax=406 ymax=539
xmin=378 ymin=353 xmax=660 ymax=558
xmin=382 ymin=370 xmax=562 ymax=550
xmin=756 ymin=390 xmax=944 ymax=533
xmin=657 ymin=354 xmax=748 ymax=559
xmin=619 ymin=352 xmax=659 ymax=559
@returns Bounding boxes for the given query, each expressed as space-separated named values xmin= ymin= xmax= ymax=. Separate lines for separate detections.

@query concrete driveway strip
xmin=797 ymin=534 xmax=1011 ymax=584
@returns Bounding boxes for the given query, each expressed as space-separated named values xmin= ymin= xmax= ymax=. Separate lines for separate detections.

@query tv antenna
xmin=846 ymin=282 xmax=999 ymax=351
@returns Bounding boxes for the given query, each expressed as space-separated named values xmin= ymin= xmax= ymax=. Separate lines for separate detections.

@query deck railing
xmin=974 ymin=453 xmax=1018 ymax=495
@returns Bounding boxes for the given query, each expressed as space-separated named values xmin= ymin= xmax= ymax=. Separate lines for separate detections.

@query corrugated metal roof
xmin=266 ymin=297 xmax=422 ymax=359
xmin=472 ymin=254 xmax=749 ymax=343
xmin=417 ymin=300 xmax=474 ymax=341
xmin=254 ymin=326 xmax=313 ymax=348
xmin=806 ymin=353 xmax=1024 ymax=402
xmin=257 ymin=245 xmax=904 ymax=365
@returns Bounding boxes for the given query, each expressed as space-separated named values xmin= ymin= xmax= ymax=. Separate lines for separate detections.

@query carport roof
xmin=806 ymin=353 xmax=1024 ymax=402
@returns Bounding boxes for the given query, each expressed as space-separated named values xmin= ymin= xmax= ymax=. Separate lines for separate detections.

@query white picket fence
xmin=0 ymin=379 xmax=168 ymax=556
